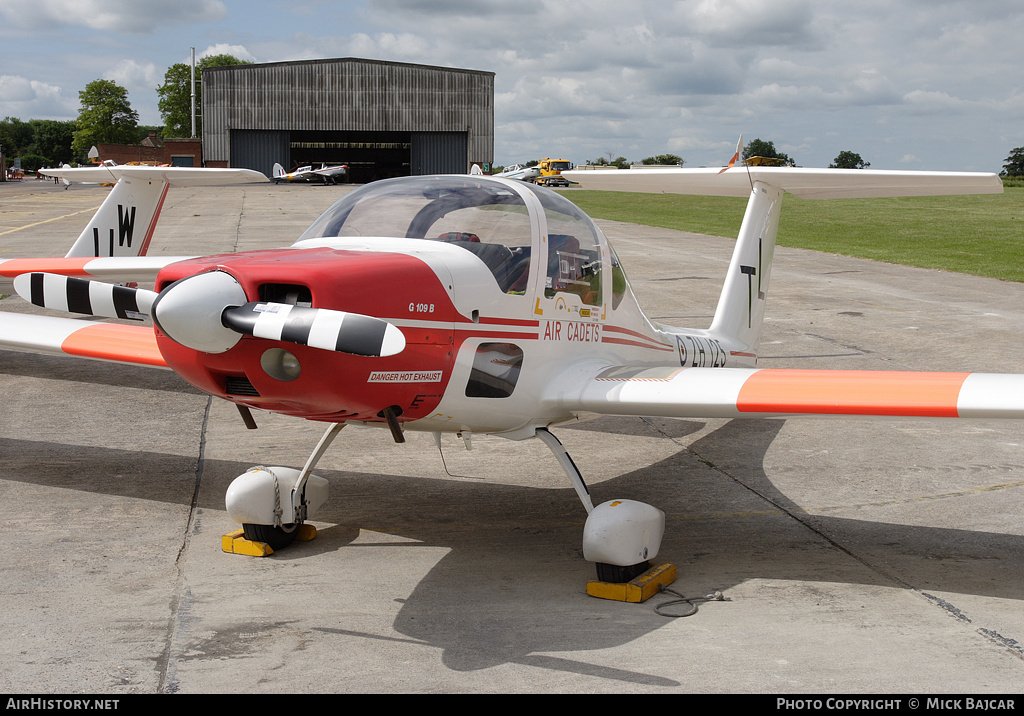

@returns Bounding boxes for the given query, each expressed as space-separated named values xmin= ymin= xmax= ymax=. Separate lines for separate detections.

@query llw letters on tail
xmin=38 ymin=166 xmax=268 ymax=259
xmin=64 ymin=174 xmax=170 ymax=259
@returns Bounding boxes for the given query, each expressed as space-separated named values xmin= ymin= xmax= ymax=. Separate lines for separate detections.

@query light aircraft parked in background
xmin=492 ymin=164 xmax=542 ymax=182
xmin=273 ymin=162 xmax=348 ymax=185
xmin=0 ymin=162 xmax=1016 ymax=583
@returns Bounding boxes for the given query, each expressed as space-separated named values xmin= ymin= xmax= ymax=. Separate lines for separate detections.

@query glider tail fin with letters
xmin=705 ymin=168 xmax=1005 ymax=357
xmin=63 ymin=172 xmax=169 ymax=259
xmin=38 ymin=166 xmax=269 ymax=260
xmin=563 ymin=164 xmax=1003 ymax=361
xmin=707 ymin=177 xmax=782 ymax=355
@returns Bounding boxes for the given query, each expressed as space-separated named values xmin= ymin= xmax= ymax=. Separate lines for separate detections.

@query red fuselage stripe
xmin=602 ymin=336 xmax=676 ymax=352
xmin=476 ymin=316 xmax=540 ymax=327
xmin=602 ymin=324 xmax=674 ymax=350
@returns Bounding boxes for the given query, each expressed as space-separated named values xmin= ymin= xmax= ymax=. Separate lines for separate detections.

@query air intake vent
xmin=225 ymin=376 xmax=260 ymax=396
xmin=258 ymin=283 xmax=312 ymax=307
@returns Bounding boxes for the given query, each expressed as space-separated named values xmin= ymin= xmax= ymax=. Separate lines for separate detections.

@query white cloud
xmin=0 ymin=75 xmax=39 ymax=102
xmin=682 ymin=0 xmax=822 ymax=49
xmin=0 ymin=75 xmax=69 ymax=116
xmin=104 ymin=59 xmax=160 ymax=91
xmin=0 ymin=0 xmax=227 ymax=33
xmin=902 ymin=90 xmax=969 ymax=114
xmin=199 ymin=44 xmax=258 ymax=63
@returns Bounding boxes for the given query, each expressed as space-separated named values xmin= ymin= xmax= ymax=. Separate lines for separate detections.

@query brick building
xmin=96 ymin=133 xmax=203 ymax=167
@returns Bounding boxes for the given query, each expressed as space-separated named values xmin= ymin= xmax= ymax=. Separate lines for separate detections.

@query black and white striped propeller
xmin=13 ymin=271 xmax=405 ymax=358
xmin=17 ymin=271 xmax=158 ymax=320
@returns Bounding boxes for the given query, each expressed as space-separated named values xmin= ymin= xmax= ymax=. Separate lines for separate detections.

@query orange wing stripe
xmin=0 ymin=258 xmax=93 ymax=277
xmin=737 ymin=369 xmax=970 ymax=417
xmin=61 ymin=324 xmax=167 ymax=367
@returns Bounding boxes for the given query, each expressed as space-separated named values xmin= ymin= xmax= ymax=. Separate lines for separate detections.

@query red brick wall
xmin=96 ymin=138 xmax=204 ymax=167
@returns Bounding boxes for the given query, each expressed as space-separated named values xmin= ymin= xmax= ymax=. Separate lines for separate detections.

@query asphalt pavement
xmin=0 ymin=177 xmax=1022 ymax=694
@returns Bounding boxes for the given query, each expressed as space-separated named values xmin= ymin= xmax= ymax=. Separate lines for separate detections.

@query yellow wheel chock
xmin=221 ymin=524 xmax=318 ymax=556
xmin=586 ymin=562 xmax=677 ymax=603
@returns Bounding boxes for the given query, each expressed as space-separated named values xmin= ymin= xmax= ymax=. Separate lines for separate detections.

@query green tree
xmin=72 ymin=80 xmax=139 ymax=159
xmin=589 ymin=155 xmax=630 ymax=168
xmin=29 ymin=120 xmax=77 ymax=166
xmin=640 ymin=153 xmax=684 ymax=166
xmin=0 ymin=117 xmax=77 ymax=166
xmin=830 ymin=151 xmax=870 ymax=169
xmin=158 ymin=54 xmax=252 ymax=137
xmin=1002 ymin=146 xmax=1024 ymax=176
xmin=743 ymin=138 xmax=795 ymax=166
xmin=0 ymin=116 xmax=35 ymax=158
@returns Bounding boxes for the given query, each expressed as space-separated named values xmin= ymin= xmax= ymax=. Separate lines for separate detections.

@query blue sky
xmin=1 ymin=0 xmax=1022 ymax=171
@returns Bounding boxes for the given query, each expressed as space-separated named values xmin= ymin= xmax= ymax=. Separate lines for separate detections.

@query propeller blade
xmin=13 ymin=272 xmax=157 ymax=320
xmin=13 ymin=270 xmax=406 ymax=358
xmin=221 ymin=302 xmax=406 ymax=357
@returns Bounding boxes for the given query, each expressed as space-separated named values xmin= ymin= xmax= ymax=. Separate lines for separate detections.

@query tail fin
xmin=64 ymin=172 xmax=170 ymax=258
xmin=561 ymin=164 xmax=1002 ymax=357
xmin=273 ymin=163 xmax=285 ymax=178
xmin=39 ymin=166 xmax=267 ymax=259
xmin=708 ymin=178 xmax=781 ymax=353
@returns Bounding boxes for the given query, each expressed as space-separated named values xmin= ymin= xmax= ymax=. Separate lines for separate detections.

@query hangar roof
xmin=202 ymin=56 xmax=494 ymax=78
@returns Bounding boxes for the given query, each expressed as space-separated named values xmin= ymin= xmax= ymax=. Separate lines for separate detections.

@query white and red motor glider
xmin=0 ymin=162 xmax=1016 ymax=582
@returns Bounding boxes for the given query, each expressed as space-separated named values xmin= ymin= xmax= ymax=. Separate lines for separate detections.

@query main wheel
xmin=242 ymin=522 xmax=299 ymax=551
xmin=596 ymin=561 xmax=650 ymax=583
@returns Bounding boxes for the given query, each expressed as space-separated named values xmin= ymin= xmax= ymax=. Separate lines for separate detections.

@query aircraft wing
xmin=0 ymin=312 xmax=166 ymax=368
xmin=561 ymin=365 xmax=1024 ymax=420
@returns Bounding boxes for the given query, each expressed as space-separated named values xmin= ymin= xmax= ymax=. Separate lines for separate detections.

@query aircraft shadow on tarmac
xmin=0 ymin=346 xmax=200 ymax=394
xmin=2 ymin=413 xmax=1021 ymax=679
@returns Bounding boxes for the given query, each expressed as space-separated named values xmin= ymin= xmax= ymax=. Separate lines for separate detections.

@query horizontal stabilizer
xmin=39 ymin=166 xmax=268 ymax=186
xmin=561 ymin=167 xmax=1003 ymax=199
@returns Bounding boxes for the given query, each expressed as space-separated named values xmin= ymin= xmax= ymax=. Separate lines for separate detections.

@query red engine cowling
xmin=154 ymin=247 xmax=457 ymax=422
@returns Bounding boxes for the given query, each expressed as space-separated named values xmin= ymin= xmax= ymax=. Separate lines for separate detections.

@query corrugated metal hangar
xmin=202 ymin=58 xmax=494 ymax=182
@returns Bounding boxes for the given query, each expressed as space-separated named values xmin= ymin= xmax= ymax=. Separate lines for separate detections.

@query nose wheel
xmin=223 ymin=423 xmax=345 ymax=555
xmin=241 ymin=522 xmax=300 ymax=551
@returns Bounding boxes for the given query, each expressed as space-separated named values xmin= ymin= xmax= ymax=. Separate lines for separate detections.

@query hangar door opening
xmin=289 ymin=131 xmax=467 ymax=182
xmin=290 ymin=131 xmax=410 ymax=184
xmin=231 ymin=130 xmax=469 ymax=182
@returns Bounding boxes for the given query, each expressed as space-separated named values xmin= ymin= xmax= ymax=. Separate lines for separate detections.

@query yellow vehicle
xmin=534 ymin=157 xmax=574 ymax=187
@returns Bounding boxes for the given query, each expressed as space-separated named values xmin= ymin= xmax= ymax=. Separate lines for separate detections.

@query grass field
xmin=560 ymin=185 xmax=1024 ymax=282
